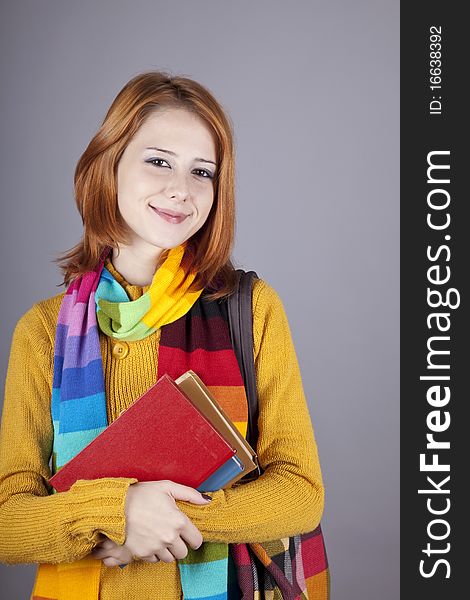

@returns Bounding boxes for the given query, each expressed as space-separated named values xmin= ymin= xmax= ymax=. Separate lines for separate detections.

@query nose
xmin=165 ymin=172 xmax=189 ymax=203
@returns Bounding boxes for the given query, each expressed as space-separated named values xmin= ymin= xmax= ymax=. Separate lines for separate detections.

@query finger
xmin=94 ymin=539 xmax=114 ymax=552
xmin=113 ymin=545 xmax=133 ymax=561
xmin=180 ymin=520 xmax=204 ymax=550
xmin=139 ymin=554 xmax=160 ymax=563
xmin=92 ymin=546 xmax=132 ymax=564
xmin=162 ymin=481 xmax=212 ymax=505
xmin=167 ymin=538 xmax=189 ymax=560
xmin=92 ymin=547 xmax=110 ymax=559
xmin=155 ymin=547 xmax=177 ymax=563
xmin=92 ymin=545 xmax=119 ymax=559
xmin=103 ymin=556 xmax=124 ymax=568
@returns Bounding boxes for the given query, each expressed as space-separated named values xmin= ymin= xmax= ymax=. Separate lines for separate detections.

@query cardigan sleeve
xmin=0 ymin=306 xmax=137 ymax=565
xmin=178 ymin=279 xmax=325 ymax=543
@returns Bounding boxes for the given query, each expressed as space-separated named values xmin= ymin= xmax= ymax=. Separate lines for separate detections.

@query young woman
xmin=0 ymin=71 xmax=325 ymax=599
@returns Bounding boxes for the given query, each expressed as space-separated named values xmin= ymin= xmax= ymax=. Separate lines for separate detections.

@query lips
xmin=150 ymin=205 xmax=189 ymax=224
xmin=150 ymin=205 xmax=188 ymax=218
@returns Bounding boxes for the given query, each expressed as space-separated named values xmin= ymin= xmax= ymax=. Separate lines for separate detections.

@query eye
xmin=193 ymin=168 xmax=214 ymax=180
xmin=146 ymin=158 xmax=170 ymax=169
xmin=146 ymin=158 xmax=214 ymax=180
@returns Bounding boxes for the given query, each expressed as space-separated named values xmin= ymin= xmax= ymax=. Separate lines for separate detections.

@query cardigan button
xmin=112 ymin=341 xmax=129 ymax=359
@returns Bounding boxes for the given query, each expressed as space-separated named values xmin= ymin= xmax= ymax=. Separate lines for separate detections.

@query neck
xmin=111 ymin=243 xmax=165 ymax=286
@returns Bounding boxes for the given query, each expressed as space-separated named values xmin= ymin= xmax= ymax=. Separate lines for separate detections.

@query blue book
xmin=197 ymin=455 xmax=244 ymax=492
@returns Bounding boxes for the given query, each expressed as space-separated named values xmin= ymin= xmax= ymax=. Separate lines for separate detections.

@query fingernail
xmin=201 ymin=493 xmax=212 ymax=501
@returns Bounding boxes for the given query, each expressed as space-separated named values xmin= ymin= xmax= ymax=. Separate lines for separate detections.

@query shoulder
xmin=12 ymin=290 xmax=66 ymax=353
xmin=251 ymin=276 xmax=287 ymax=321
xmin=252 ymin=276 xmax=281 ymax=304
xmin=250 ymin=276 xmax=293 ymax=360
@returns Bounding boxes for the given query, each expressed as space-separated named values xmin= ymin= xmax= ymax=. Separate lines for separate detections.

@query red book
xmin=49 ymin=373 xmax=236 ymax=492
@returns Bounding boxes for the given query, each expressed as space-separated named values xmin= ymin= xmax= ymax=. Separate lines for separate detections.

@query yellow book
xmin=175 ymin=370 xmax=259 ymax=487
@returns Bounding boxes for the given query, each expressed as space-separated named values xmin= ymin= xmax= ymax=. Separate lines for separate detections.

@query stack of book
xmin=49 ymin=370 xmax=259 ymax=493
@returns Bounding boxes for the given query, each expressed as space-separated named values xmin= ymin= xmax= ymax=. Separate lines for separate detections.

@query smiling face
xmin=115 ymin=106 xmax=218 ymax=256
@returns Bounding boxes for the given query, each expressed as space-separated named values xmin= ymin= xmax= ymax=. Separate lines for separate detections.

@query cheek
xmin=187 ymin=196 xmax=213 ymax=236
xmin=117 ymin=174 xmax=152 ymax=216
xmin=200 ymin=191 xmax=215 ymax=220
xmin=193 ymin=203 xmax=213 ymax=232
xmin=116 ymin=190 xmax=133 ymax=223
xmin=116 ymin=167 xmax=133 ymax=216
xmin=117 ymin=164 xmax=155 ymax=202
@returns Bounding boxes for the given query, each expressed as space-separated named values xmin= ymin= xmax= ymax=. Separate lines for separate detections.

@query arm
xmin=177 ymin=279 xmax=325 ymax=543
xmin=0 ymin=306 xmax=137 ymax=565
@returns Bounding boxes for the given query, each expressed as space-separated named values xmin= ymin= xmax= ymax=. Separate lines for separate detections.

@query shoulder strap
xmin=226 ymin=268 xmax=260 ymax=453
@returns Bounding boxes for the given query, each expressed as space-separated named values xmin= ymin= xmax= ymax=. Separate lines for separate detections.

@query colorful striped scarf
xmin=32 ymin=241 xmax=248 ymax=600
xmin=31 ymin=241 xmax=329 ymax=600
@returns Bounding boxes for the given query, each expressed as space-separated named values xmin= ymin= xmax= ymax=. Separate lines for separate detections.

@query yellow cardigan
xmin=0 ymin=260 xmax=324 ymax=599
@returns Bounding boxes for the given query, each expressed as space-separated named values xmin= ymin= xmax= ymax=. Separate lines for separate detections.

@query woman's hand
xmin=92 ymin=537 xmax=134 ymax=567
xmin=92 ymin=537 xmax=161 ymax=567
xmin=123 ymin=480 xmax=211 ymax=563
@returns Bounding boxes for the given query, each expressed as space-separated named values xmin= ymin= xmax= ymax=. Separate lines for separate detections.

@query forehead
xmin=130 ymin=107 xmax=216 ymax=158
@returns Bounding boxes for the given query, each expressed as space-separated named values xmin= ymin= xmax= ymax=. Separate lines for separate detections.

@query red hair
xmin=54 ymin=70 xmax=239 ymax=300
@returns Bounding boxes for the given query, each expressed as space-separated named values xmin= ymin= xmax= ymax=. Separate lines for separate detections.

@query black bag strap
xmin=227 ymin=271 xmax=329 ymax=593
xmin=226 ymin=268 xmax=263 ymax=477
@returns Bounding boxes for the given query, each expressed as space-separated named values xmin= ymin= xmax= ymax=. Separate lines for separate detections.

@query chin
xmin=146 ymin=236 xmax=186 ymax=250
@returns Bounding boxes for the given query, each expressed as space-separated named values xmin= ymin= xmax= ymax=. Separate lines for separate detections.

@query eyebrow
xmin=145 ymin=146 xmax=217 ymax=167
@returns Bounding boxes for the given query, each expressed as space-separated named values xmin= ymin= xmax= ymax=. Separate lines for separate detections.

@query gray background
xmin=0 ymin=1 xmax=399 ymax=598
